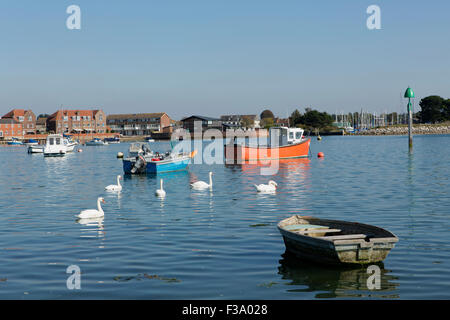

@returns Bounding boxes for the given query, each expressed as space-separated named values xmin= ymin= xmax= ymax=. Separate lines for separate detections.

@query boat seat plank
xmin=283 ymin=224 xmax=328 ymax=231
xmin=296 ymin=228 xmax=341 ymax=235
xmin=318 ymin=234 xmax=367 ymax=241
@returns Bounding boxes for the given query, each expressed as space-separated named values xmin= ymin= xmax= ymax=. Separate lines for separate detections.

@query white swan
xmin=191 ymin=172 xmax=213 ymax=190
xmin=255 ymin=180 xmax=278 ymax=193
xmin=155 ymin=179 xmax=166 ymax=197
xmin=78 ymin=197 xmax=105 ymax=219
xmin=105 ymin=175 xmax=122 ymax=192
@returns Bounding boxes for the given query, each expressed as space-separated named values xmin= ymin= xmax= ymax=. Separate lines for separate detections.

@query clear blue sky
xmin=0 ymin=0 xmax=449 ymax=119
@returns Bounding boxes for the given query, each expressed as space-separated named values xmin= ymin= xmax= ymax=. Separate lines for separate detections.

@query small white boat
xmin=24 ymin=139 xmax=39 ymax=146
xmin=85 ymin=138 xmax=108 ymax=146
xmin=104 ymin=137 xmax=120 ymax=144
xmin=28 ymin=145 xmax=44 ymax=153
xmin=64 ymin=139 xmax=77 ymax=152
xmin=43 ymin=134 xmax=67 ymax=157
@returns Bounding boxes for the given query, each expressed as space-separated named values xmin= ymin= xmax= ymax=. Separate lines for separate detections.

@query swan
xmin=191 ymin=172 xmax=213 ymax=190
xmin=78 ymin=197 xmax=105 ymax=219
xmin=105 ymin=175 xmax=122 ymax=192
xmin=155 ymin=179 xmax=166 ymax=197
xmin=255 ymin=180 xmax=278 ymax=193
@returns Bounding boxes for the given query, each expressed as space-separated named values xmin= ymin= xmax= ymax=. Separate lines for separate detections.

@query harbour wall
xmin=354 ymin=124 xmax=450 ymax=136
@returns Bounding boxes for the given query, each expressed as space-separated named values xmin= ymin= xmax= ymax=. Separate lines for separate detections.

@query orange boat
xmin=225 ymin=127 xmax=311 ymax=162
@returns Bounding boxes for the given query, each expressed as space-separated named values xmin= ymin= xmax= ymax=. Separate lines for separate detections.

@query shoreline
xmin=351 ymin=124 xmax=450 ymax=136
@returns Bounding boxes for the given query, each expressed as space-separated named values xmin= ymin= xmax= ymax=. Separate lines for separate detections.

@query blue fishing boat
xmin=122 ymin=142 xmax=196 ymax=174
xmin=7 ymin=138 xmax=23 ymax=145
xmin=24 ymin=139 xmax=39 ymax=146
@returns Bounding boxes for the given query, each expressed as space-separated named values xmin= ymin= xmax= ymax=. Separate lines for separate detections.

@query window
xmin=56 ymin=138 xmax=61 ymax=144
xmin=18 ymin=116 xmax=24 ymax=122
xmin=49 ymin=138 xmax=54 ymax=145
xmin=289 ymin=132 xmax=294 ymax=139
xmin=0 ymin=131 xmax=2 ymax=137
xmin=28 ymin=116 xmax=32 ymax=121
xmin=99 ymin=115 xmax=103 ymax=121
xmin=295 ymin=132 xmax=302 ymax=139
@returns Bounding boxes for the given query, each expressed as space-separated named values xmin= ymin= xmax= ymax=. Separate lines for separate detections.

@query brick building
xmin=36 ymin=116 xmax=48 ymax=134
xmin=47 ymin=109 xmax=107 ymax=134
xmin=0 ymin=119 xmax=23 ymax=140
xmin=2 ymin=109 xmax=36 ymax=135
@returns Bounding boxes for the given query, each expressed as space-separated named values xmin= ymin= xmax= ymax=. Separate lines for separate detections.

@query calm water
xmin=0 ymin=135 xmax=449 ymax=299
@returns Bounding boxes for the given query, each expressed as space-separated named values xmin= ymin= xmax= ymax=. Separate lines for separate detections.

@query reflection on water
xmin=77 ymin=217 xmax=105 ymax=240
xmin=1 ymin=136 xmax=450 ymax=299
xmin=278 ymin=253 xmax=399 ymax=299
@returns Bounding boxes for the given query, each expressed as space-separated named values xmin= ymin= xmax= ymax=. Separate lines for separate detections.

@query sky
xmin=0 ymin=0 xmax=449 ymax=120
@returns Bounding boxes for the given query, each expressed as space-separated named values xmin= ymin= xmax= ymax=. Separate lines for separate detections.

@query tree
xmin=419 ymin=96 xmax=446 ymax=123
xmin=444 ymin=99 xmax=450 ymax=121
xmin=241 ymin=116 xmax=254 ymax=128
xmin=260 ymin=109 xmax=274 ymax=120
xmin=261 ymin=117 xmax=274 ymax=129
xmin=302 ymin=109 xmax=333 ymax=129
xmin=289 ymin=109 xmax=302 ymax=126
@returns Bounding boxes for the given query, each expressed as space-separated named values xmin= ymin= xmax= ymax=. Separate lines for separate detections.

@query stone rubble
xmin=354 ymin=125 xmax=450 ymax=135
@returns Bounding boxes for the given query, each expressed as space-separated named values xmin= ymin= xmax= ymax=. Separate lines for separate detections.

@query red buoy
xmin=317 ymin=152 xmax=324 ymax=158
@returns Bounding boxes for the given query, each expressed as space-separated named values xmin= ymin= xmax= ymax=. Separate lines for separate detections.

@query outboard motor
xmin=131 ymin=155 xmax=146 ymax=174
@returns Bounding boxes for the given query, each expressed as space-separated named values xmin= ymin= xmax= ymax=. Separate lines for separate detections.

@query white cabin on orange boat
xmin=269 ymin=127 xmax=305 ymax=147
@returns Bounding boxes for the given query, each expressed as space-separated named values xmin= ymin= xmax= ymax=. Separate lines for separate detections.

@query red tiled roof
xmin=48 ymin=110 xmax=103 ymax=121
xmin=2 ymin=109 xmax=27 ymax=118
xmin=0 ymin=118 xmax=20 ymax=124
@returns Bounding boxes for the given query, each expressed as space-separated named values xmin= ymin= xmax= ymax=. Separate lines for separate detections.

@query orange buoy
xmin=317 ymin=152 xmax=324 ymax=158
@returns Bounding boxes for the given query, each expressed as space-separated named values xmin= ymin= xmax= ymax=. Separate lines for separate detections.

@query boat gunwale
xmin=277 ymin=215 xmax=399 ymax=245
xmin=234 ymin=137 xmax=311 ymax=150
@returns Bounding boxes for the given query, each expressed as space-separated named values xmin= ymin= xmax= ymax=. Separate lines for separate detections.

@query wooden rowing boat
xmin=278 ymin=215 xmax=398 ymax=266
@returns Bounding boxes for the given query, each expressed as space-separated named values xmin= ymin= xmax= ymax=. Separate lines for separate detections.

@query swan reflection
xmin=77 ymin=216 xmax=105 ymax=239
